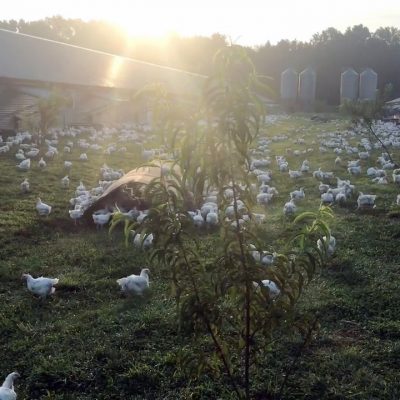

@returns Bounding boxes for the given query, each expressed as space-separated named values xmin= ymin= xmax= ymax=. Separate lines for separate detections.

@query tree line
xmin=1 ymin=17 xmax=399 ymax=104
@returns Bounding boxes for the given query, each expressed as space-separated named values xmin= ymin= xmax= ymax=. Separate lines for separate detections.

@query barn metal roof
xmin=0 ymin=29 xmax=205 ymax=95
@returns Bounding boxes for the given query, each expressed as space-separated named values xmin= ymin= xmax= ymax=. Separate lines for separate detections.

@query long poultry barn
xmin=0 ymin=29 xmax=205 ymax=133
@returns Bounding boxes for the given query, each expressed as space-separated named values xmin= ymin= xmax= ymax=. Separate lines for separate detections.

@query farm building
xmin=0 ymin=29 xmax=205 ymax=132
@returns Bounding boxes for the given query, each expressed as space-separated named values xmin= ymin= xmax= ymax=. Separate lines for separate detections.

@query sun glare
xmin=2 ymin=0 xmax=400 ymax=45
xmin=108 ymin=9 xmax=179 ymax=38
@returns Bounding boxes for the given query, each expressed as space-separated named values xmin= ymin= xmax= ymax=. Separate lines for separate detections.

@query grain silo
xmin=340 ymin=68 xmax=359 ymax=103
xmin=298 ymin=67 xmax=316 ymax=104
xmin=359 ymin=68 xmax=378 ymax=101
xmin=280 ymin=68 xmax=298 ymax=101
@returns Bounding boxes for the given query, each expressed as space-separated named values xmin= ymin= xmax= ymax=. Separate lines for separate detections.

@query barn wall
xmin=0 ymin=80 xmax=147 ymax=131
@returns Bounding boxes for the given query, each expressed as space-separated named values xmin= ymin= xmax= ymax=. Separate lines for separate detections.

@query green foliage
xmin=20 ymin=91 xmax=71 ymax=137
xmin=110 ymin=47 xmax=335 ymax=399
xmin=340 ymin=83 xmax=393 ymax=121
xmin=37 ymin=92 xmax=70 ymax=135
xmin=340 ymin=99 xmax=383 ymax=122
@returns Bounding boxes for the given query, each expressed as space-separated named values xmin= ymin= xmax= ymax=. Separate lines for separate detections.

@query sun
xmin=108 ymin=9 xmax=178 ymax=38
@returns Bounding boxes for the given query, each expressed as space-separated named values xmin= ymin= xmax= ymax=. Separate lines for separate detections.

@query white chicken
xmin=392 ymin=169 xmax=400 ymax=184
xmin=250 ymin=246 xmax=276 ymax=266
xmin=92 ymin=211 xmax=112 ymax=229
xmin=321 ymin=192 xmax=334 ymax=204
xmin=201 ymin=202 xmax=218 ymax=219
xmin=0 ymin=372 xmax=19 ymax=400
xmin=335 ymin=192 xmax=347 ymax=204
xmin=278 ymin=162 xmax=288 ymax=172
xmin=136 ymin=210 xmax=149 ymax=224
xmin=257 ymin=173 xmax=272 ymax=184
xmin=253 ymin=280 xmax=280 ymax=299
xmin=22 ymin=274 xmax=59 ymax=298
xmin=319 ymin=182 xmax=330 ymax=194
xmin=25 ymin=148 xmax=39 ymax=158
xmin=256 ymin=192 xmax=274 ymax=205
xmin=17 ymin=158 xmax=30 ymax=171
xmin=45 ymin=150 xmax=55 ymax=159
xmin=347 ymin=165 xmax=361 ymax=175
xmin=357 ymin=193 xmax=376 ymax=209
xmin=38 ymin=157 xmax=46 ymax=169
xmin=15 ymin=150 xmax=25 ymax=161
xmin=372 ymin=176 xmax=388 ymax=185
xmin=283 ymin=199 xmax=297 ymax=216
xmin=193 ymin=210 xmax=205 ymax=228
xmin=117 ymin=268 xmax=150 ymax=295
xmin=20 ymin=178 xmax=30 ymax=193
xmin=300 ymin=160 xmax=310 ymax=173
xmin=253 ymin=213 xmax=266 ymax=224
xmin=206 ymin=211 xmax=219 ymax=227
xmin=121 ymin=208 xmax=140 ymax=220
xmin=288 ymin=169 xmax=302 ymax=179
xmin=76 ymin=180 xmax=86 ymax=192
xmin=317 ymin=235 xmax=336 ymax=257
xmin=290 ymin=188 xmax=305 ymax=201
xmin=132 ymin=231 xmax=154 ymax=250
xmin=36 ymin=198 xmax=52 ymax=216
xmin=69 ymin=208 xmax=84 ymax=224
xmin=61 ymin=175 xmax=70 ymax=188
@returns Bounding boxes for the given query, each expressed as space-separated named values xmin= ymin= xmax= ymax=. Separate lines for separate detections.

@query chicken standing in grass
xmin=0 ymin=372 xmax=19 ymax=400
xmin=69 ymin=208 xmax=84 ymax=225
xmin=357 ymin=193 xmax=376 ymax=209
xmin=61 ymin=175 xmax=70 ymax=188
xmin=283 ymin=199 xmax=297 ymax=216
xmin=317 ymin=235 xmax=336 ymax=257
xmin=38 ymin=157 xmax=46 ymax=169
xmin=20 ymin=178 xmax=29 ymax=193
xmin=36 ymin=198 xmax=52 ymax=216
xmin=92 ymin=210 xmax=112 ymax=229
xmin=17 ymin=158 xmax=30 ymax=171
xmin=22 ymin=274 xmax=59 ymax=299
xmin=117 ymin=268 xmax=150 ymax=295
xmin=132 ymin=231 xmax=154 ymax=250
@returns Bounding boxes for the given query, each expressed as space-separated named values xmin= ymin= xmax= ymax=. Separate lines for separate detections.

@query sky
xmin=2 ymin=0 xmax=400 ymax=46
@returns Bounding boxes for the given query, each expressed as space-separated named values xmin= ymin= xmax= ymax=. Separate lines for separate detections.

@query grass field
xmin=1 ymin=115 xmax=400 ymax=399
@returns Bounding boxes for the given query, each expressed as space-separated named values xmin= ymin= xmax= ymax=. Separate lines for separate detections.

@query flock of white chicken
xmin=1 ymin=116 xmax=400 ymax=397
xmin=3 ymin=119 xmax=399 ymax=233
xmin=3 ymin=118 xmax=400 ymax=281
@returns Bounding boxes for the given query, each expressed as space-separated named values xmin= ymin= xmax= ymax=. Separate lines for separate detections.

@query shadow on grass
xmin=323 ymin=258 xmax=368 ymax=287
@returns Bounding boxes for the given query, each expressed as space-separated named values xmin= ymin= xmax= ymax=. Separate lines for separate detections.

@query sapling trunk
xmin=229 ymin=167 xmax=252 ymax=400
xmin=177 ymin=240 xmax=243 ymax=400
xmin=278 ymin=314 xmax=320 ymax=399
